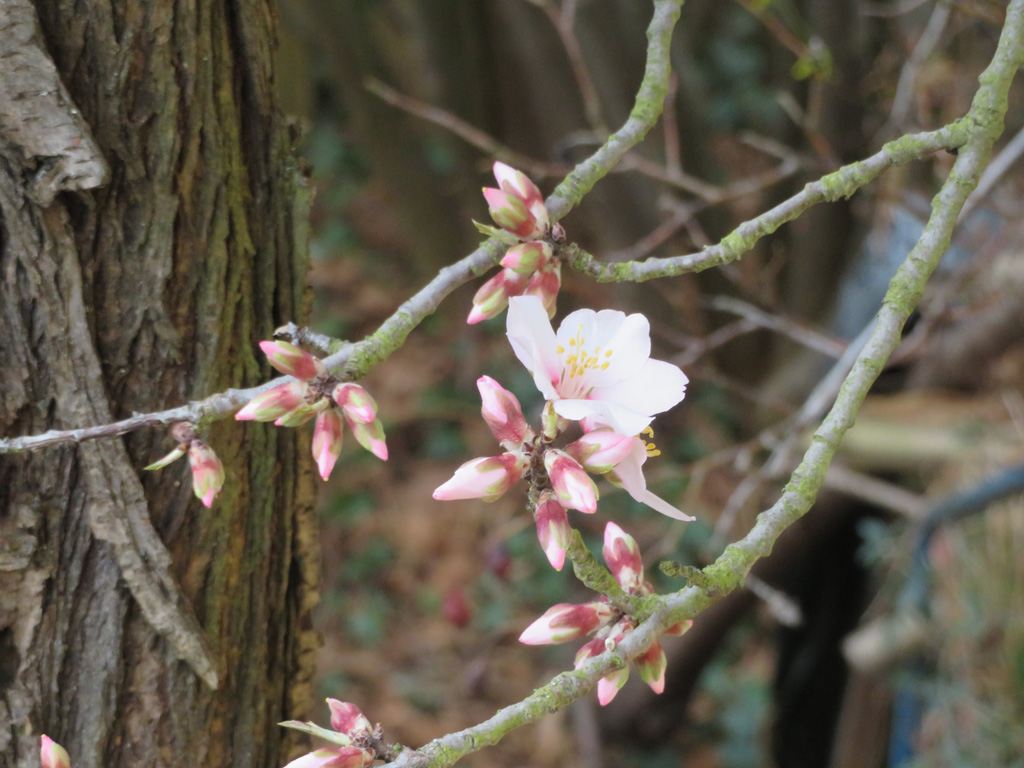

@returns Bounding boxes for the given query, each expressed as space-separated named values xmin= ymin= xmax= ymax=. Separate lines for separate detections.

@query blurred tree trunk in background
xmin=0 ymin=1 xmax=318 ymax=767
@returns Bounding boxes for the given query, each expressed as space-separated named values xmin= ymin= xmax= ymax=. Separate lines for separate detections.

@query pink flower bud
xmin=188 ymin=442 xmax=225 ymax=508
xmin=493 ymin=162 xmax=544 ymax=207
xmin=345 ymin=415 xmax=388 ymax=461
xmin=235 ymin=381 xmax=307 ymax=422
xmin=467 ymin=268 xmax=529 ymax=325
xmin=484 ymin=162 xmax=549 ymax=240
xmin=259 ymin=340 xmax=326 ymax=381
xmin=544 ymin=449 xmax=599 ymax=514
xmin=312 ymin=410 xmax=345 ymax=481
xmin=432 ymin=453 xmax=527 ymax=502
xmin=523 ymin=261 xmax=561 ymax=319
xmin=566 ymin=428 xmax=635 ymax=474
xmin=332 ymin=383 xmax=378 ymax=424
xmin=477 ymin=375 xmax=534 ymax=450
xmin=483 ymin=188 xmax=532 ymax=238
xmin=326 ymin=700 xmax=372 ymax=737
xmin=534 ymin=491 xmax=571 ymax=571
xmin=519 ymin=601 xmax=613 ymax=645
xmin=636 ymin=640 xmax=667 ymax=694
xmin=500 ymin=241 xmax=551 ymax=274
xmin=603 ymin=522 xmax=644 ymax=593
xmin=40 ymin=736 xmax=71 ymax=768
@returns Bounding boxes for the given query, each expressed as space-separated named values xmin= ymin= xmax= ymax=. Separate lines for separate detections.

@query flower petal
xmin=506 ymin=296 xmax=562 ymax=401
xmin=592 ymin=358 xmax=688 ymax=420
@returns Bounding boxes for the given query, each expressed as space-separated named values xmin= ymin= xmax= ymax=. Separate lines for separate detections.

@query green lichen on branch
xmin=546 ymin=0 xmax=684 ymax=219
xmin=570 ymin=124 xmax=964 ymax=283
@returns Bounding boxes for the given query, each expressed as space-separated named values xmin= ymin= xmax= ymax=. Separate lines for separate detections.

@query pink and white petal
xmin=552 ymin=398 xmax=651 ymax=438
xmin=596 ymin=666 xmax=629 ymax=706
xmin=587 ymin=310 xmax=651 ymax=385
xmin=639 ymin=489 xmax=695 ymax=521
xmin=506 ymin=296 xmax=561 ymax=400
xmin=605 ymin=438 xmax=649 ymax=499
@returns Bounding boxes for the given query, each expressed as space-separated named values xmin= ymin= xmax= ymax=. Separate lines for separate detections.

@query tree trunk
xmin=0 ymin=1 xmax=319 ymax=766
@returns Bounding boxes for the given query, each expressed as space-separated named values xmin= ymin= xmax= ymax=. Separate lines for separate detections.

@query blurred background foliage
xmin=273 ymin=1 xmax=1024 ymax=766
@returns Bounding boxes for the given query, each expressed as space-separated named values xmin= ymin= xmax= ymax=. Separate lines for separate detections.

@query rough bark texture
xmin=0 ymin=1 xmax=319 ymax=767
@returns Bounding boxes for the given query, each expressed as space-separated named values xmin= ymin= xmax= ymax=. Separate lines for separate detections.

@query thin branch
xmin=566 ymin=124 xmax=965 ymax=281
xmin=960 ymin=122 xmax=1024 ymax=219
xmin=364 ymin=77 xmax=570 ymax=181
xmin=535 ymin=0 xmax=608 ymax=134
xmin=823 ymin=463 xmax=928 ymax=519
xmin=708 ymin=295 xmax=847 ymax=358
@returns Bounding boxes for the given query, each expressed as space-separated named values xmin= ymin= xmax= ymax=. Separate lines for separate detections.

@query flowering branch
xmin=375 ymin=3 xmax=1024 ymax=764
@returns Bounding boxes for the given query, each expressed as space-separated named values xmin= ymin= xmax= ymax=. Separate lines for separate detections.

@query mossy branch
xmin=565 ymin=124 xmax=966 ymax=282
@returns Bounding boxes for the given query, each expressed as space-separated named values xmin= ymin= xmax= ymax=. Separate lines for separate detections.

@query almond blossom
xmin=506 ymin=296 xmax=688 ymax=437
xmin=235 ymin=341 xmax=387 ymax=480
xmin=518 ymin=522 xmax=692 ymax=705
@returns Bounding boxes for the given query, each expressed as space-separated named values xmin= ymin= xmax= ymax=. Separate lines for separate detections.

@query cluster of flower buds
xmin=468 ymin=163 xmax=561 ymax=324
xmin=432 ymin=376 xmax=647 ymax=570
xmin=40 ymin=736 xmax=71 ymax=768
xmin=145 ymin=422 xmax=226 ymax=508
xmin=236 ymin=341 xmax=387 ymax=480
xmin=280 ymin=700 xmax=380 ymax=768
xmin=519 ymin=523 xmax=692 ymax=705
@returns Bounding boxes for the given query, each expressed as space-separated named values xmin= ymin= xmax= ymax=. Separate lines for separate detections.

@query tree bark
xmin=0 ymin=1 xmax=319 ymax=766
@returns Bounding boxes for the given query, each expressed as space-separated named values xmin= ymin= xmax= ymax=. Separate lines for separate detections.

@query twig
xmin=364 ymin=78 xmax=570 ymax=181
xmin=566 ymin=124 xmax=965 ymax=282
xmin=885 ymin=0 xmax=952 ymax=133
xmin=535 ymin=0 xmax=608 ymax=134
xmin=0 ymin=0 xmax=684 ymax=454
xmin=708 ymin=295 xmax=847 ymax=358
xmin=823 ymin=463 xmax=928 ymax=519
xmin=960 ymin=122 xmax=1024 ymax=219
